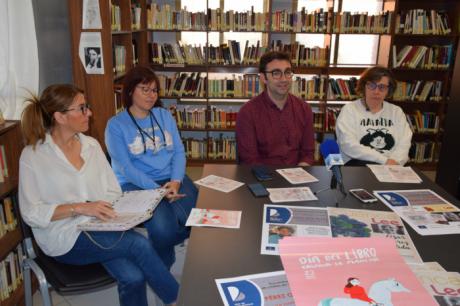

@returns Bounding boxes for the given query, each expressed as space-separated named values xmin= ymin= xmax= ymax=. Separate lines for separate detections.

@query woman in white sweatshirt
xmin=336 ymin=66 xmax=412 ymax=166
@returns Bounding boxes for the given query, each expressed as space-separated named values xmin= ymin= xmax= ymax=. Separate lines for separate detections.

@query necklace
xmin=127 ymin=109 xmax=166 ymax=154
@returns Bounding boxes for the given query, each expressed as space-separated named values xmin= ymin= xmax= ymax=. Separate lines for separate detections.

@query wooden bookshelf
xmin=66 ymin=0 xmax=460 ymax=169
xmin=0 ymin=121 xmax=28 ymax=304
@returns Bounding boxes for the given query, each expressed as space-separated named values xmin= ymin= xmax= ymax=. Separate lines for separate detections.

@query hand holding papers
xmin=367 ymin=165 xmax=422 ymax=183
xmin=185 ymin=208 xmax=242 ymax=229
xmin=276 ymin=167 xmax=318 ymax=184
xmin=194 ymin=175 xmax=244 ymax=193
xmin=77 ymin=189 xmax=166 ymax=231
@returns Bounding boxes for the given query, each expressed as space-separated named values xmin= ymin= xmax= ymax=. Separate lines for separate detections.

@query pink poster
xmin=279 ymin=237 xmax=437 ymax=306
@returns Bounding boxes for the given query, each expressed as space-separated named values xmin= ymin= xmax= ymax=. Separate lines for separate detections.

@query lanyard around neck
xmin=127 ymin=109 xmax=166 ymax=154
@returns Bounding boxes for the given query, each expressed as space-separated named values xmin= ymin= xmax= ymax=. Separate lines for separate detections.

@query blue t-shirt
xmin=105 ymin=108 xmax=185 ymax=189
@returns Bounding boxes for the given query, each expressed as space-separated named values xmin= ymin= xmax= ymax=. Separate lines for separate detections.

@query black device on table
xmin=252 ymin=165 xmax=273 ymax=181
xmin=247 ymin=183 xmax=269 ymax=197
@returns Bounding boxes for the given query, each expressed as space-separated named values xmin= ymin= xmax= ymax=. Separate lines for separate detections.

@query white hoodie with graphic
xmin=336 ymin=99 xmax=413 ymax=165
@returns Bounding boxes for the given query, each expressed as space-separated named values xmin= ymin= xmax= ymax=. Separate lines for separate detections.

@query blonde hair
xmin=21 ymin=84 xmax=83 ymax=147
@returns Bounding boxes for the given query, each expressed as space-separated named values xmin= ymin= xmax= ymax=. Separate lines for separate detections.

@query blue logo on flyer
xmin=378 ymin=192 xmax=409 ymax=207
xmin=221 ymin=280 xmax=262 ymax=306
xmin=266 ymin=206 xmax=292 ymax=223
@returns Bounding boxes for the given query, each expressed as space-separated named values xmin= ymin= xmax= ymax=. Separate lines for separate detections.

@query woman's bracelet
xmin=70 ymin=205 xmax=76 ymax=217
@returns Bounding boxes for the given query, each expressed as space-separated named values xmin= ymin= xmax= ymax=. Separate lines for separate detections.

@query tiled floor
xmin=31 ymin=241 xmax=188 ymax=306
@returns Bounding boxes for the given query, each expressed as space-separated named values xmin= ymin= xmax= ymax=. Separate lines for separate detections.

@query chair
xmin=13 ymin=198 xmax=116 ymax=306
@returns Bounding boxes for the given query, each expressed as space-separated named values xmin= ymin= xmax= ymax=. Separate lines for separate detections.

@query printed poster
xmin=279 ymin=237 xmax=438 ymax=306
xmin=374 ymin=189 xmax=460 ymax=235
xmin=329 ymin=207 xmax=422 ymax=263
xmin=261 ymin=204 xmax=331 ymax=255
xmin=216 ymin=271 xmax=294 ymax=306
xmin=79 ymin=32 xmax=104 ymax=74
xmin=412 ymin=270 xmax=460 ymax=306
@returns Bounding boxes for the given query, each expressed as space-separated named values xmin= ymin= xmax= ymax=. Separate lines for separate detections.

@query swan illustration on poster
xmin=279 ymin=237 xmax=437 ymax=306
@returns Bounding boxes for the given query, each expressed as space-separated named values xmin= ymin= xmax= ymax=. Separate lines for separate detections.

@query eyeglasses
xmin=366 ymin=82 xmax=390 ymax=92
xmin=264 ymin=69 xmax=294 ymax=80
xmin=63 ymin=103 xmax=91 ymax=115
xmin=137 ymin=85 xmax=159 ymax=96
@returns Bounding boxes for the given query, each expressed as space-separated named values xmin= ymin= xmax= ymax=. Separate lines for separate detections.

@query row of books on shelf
xmin=142 ymin=5 xmax=452 ymax=35
xmin=183 ymin=137 xmax=236 ymax=161
xmin=409 ymin=141 xmax=439 ymax=164
xmin=392 ymin=80 xmax=443 ymax=102
xmin=392 ymin=44 xmax=453 ymax=69
xmin=332 ymin=10 xmax=393 ymax=34
xmin=0 ymin=145 xmax=8 ymax=183
xmin=406 ymin=111 xmax=439 ymax=133
xmin=131 ymin=4 xmax=142 ymax=30
xmin=170 ymin=106 xmax=238 ymax=130
xmin=131 ymin=72 xmax=446 ymax=103
xmin=327 ymin=77 xmax=358 ymax=100
xmin=0 ymin=197 xmax=17 ymax=238
xmin=396 ymin=10 xmax=451 ymax=35
xmin=113 ymin=44 xmax=127 ymax=74
xmin=0 ymin=245 xmax=24 ymax=302
xmin=271 ymin=41 xmax=328 ymax=67
xmin=111 ymin=4 xmax=121 ymax=31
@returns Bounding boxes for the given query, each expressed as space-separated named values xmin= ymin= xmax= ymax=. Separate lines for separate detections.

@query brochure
xmin=412 ymin=270 xmax=460 ymax=306
xmin=374 ymin=189 xmax=460 ymax=235
xmin=266 ymin=187 xmax=317 ymax=203
xmin=194 ymin=174 xmax=244 ymax=193
xmin=276 ymin=167 xmax=319 ymax=184
xmin=329 ymin=207 xmax=422 ymax=263
xmin=279 ymin=237 xmax=438 ymax=306
xmin=215 ymin=271 xmax=293 ymax=306
xmin=185 ymin=208 xmax=242 ymax=229
xmin=261 ymin=205 xmax=421 ymax=264
xmin=261 ymin=204 xmax=331 ymax=255
xmin=367 ymin=164 xmax=422 ymax=183
xmin=77 ymin=188 xmax=166 ymax=231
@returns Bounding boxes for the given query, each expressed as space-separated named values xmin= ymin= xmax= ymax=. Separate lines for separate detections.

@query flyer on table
xmin=215 ymin=271 xmax=293 ymax=306
xmin=279 ymin=237 xmax=437 ymax=306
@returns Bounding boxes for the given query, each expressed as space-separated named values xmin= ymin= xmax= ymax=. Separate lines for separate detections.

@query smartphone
xmin=248 ymin=183 xmax=269 ymax=197
xmin=252 ymin=166 xmax=273 ymax=181
xmin=349 ymin=189 xmax=378 ymax=203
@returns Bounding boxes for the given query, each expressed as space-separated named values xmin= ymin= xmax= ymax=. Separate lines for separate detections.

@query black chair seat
xmin=33 ymin=248 xmax=114 ymax=295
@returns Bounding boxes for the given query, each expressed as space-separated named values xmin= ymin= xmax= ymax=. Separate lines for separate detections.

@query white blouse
xmin=18 ymin=133 xmax=121 ymax=256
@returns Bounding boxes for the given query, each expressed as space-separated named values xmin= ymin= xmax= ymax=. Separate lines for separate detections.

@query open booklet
xmin=77 ymin=188 xmax=167 ymax=231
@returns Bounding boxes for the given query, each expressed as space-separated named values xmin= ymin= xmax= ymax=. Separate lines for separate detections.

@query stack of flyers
xmin=185 ymin=208 xmax=242 ymax=229
xmin=367 ymin=165 xmax=422 ymax=183
xmin=276 ymin=167 xmax=318 ymax=184
xmin=194 ymin=175 xmax=244 ymax=193
xmin=266 ymin=187 xmax=317 ymax=203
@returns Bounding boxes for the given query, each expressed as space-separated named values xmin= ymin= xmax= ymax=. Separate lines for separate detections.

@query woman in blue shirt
xmin=105 ymin=66 xmax=197 ymax=269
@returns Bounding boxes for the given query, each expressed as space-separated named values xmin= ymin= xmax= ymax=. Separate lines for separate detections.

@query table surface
xmin=177 ymin=165 xmax=460 ymax=306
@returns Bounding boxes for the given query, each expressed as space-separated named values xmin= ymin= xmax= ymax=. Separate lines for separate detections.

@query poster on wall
xmin=79 ymin=32 xmax=104 ymax=74
xmin=82 ymin=0 xmax=102 ymax=29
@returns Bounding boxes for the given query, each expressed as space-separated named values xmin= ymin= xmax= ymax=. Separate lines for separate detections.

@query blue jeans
xmin=54 ymin=231 xmax=178 ymax=306
xmin=121 ymin=175 xmax=197 ymax=268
